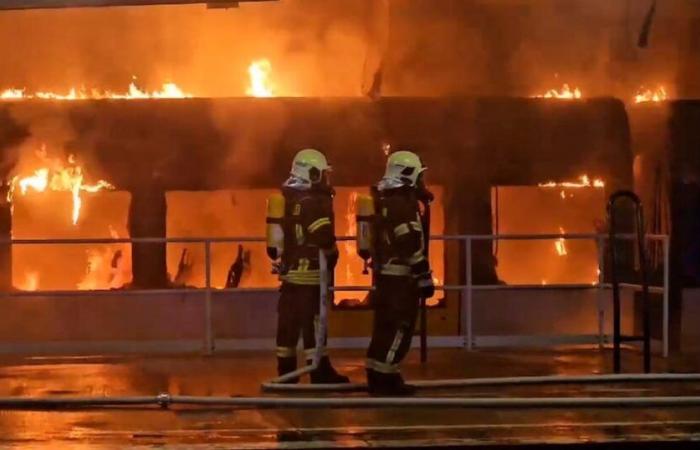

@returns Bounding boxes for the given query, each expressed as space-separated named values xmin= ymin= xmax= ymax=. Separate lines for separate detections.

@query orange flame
xmin=9 ymin=148 xmax=114 ymax=225
xmin=538 ymin=175 xmax=604 ymax=189
xmin=555 ymin=226 xmax=568 ymax=256
xmin=1 ymin=89 xmax=24 ymax=100
xmin=1 ymin=82 xmax=191 ymax=101
xmin=535 ymin=84 xmax=582 ymax=99
xmin=246 ymin=59 xmax=275 ymax=97
xmin=634 ymin=86 xmax=668 ymax=104
xmin=17 ymin=271 xmax=39 ymax=291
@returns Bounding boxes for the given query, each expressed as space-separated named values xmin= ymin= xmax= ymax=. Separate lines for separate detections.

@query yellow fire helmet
xmin=290 ymin=148 xmax=332 ymax=184
xmin=384 ymin=150 xmax=426 ymax=187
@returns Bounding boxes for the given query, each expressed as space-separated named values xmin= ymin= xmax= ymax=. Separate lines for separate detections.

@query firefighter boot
xmin=309 ymin=356 xmax=350 ymax=384
xmin=366 ymin=369 xmax=416 ymax=396
xmin=277 ymin=357 xmax=299 ymax=384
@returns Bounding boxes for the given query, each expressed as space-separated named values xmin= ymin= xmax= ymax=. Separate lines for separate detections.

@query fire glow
xmin=535 ymin=84 xmax=582 ymax=100
xmin=246 ymin=59 xmax=275 ymax=97
xmin=538 ymin=175 xmax=604 ymax=189
xmin=9 ymin=150 xmax=114 ymax=225
xmin=18 ymin=271 xmax=39 ymax=292
xmin=554 ymin=226 xmax=568 ymax=257
xmin=0 ymin=82 xmax=191 ymax=101
xmin=634 ymin=86 xmax=668 ymax=104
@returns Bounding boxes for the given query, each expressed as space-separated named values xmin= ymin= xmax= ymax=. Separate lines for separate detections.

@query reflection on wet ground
xmin=0 ymin=347 xmax=698 ymax=448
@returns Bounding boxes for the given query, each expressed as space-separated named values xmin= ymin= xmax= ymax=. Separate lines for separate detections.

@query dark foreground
xmin=0 ymin=347 xmax=699 ymax=449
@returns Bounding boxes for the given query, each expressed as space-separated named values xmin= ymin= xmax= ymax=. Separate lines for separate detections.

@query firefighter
xmin=268 ymin=148 xmax=349 ymax=384
xmin=365 ymin=150 xmax=435 ymax=395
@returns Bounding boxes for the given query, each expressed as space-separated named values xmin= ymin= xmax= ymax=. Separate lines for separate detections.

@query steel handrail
xmin=608 ymin=190 xmax=651 ymax=374
xmin=0 ymin=232 xmax=669 ymax=244
xmin=2 ymin=232 xmax=670 ymax=358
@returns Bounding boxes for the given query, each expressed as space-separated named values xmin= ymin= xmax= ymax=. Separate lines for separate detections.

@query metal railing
xmin=464 ymin=233 xmax=669 ymax=357
xmin=1 ymin=232 xmax=671 ymax=357
xmin=330 ymin=233 xmax=670 ymax=358
xmin=608 ymin=190 xmax=652 ymax=373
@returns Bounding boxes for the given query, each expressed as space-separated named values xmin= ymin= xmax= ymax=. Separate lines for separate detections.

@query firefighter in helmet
xmin=266 ymin=148 xmax=349 ymax=384
xmin=364 ymin=150 xmax=435 ymax=395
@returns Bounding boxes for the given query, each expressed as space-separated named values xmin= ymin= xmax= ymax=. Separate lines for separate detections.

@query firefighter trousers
xmin=366 ymin=274 xmax=420 ymax=375
xmin=276 ymin=283 xmax=325 ymax=361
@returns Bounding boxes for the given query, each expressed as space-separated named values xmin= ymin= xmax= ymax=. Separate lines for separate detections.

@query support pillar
xmin=128 ymin=176 xmax=168 ymax=289
xmin=0 ymin=185 xmax=11 ymax=292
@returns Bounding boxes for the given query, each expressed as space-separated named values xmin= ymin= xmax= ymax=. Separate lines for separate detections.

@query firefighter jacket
xmin=372 ymin=186 xmax=430 ymax=277
xmin=280 ymin=186 xmax=336 ymax=285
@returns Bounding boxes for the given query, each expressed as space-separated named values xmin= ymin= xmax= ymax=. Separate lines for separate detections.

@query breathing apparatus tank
xmin=355 ymin=194 xmax=375 ymax=274
xmin=266 ymin=193 xmax=285 ymax=261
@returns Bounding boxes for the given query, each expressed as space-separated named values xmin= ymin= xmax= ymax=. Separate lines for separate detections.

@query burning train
xmin=0 ymin=0 xmax=698 ymax=353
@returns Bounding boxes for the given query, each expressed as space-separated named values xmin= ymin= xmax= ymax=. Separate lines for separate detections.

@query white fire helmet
xmin=384 ymin=150 xmax=426 ymax=187
xmin=290 ymin=148 xmax=332 ymax=184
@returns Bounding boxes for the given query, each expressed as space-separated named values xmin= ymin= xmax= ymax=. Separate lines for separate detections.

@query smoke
xmin=4 ymin=106 xmax=76 ymax=178
xmin=0 ymin=1 xmax=373 ymax=97
xmin=3 ymin=105 xmax=103 ymax=181
xmin=209 ymin=99 xmax=291 ymax=186
xmin=0 ymin=0 xmax=696 ymax=98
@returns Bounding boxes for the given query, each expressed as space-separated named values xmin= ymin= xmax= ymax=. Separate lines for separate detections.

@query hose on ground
xmin=0 ymin=394 xmax=700 ymax=410
xmin=262 ymin=373 xmax=700 ymax=392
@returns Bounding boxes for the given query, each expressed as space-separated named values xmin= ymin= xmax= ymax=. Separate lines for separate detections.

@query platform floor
xmin=0 ymin=347 xmax=699 ymax=449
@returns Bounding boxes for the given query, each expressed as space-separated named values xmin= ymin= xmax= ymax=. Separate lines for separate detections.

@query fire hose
xmin=262 ymin=373 xmax=700 ymax=393
xmin=1 ymin=394 xmax=700 ymax=410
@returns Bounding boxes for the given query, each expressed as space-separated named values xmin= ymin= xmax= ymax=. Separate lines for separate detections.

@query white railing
xmin=2 ymin=233 xmax=670 ymax=357
xmin=464 ymin=233 xmax=670 ymax=356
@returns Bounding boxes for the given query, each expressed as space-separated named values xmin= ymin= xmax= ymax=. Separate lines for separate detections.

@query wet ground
xmin=0 ymin=347 xmax=698 ymax=449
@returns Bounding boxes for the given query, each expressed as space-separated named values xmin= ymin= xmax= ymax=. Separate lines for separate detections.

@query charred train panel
xmin=0 ymin=97 xmax=633 ymax=288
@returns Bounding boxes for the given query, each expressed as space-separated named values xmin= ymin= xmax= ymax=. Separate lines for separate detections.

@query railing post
xmin=663 ymin=236 xmax=670 ymax=358
xmin=596 ymin=235 xmax=606 ymax=348
xmin=607 ymin=190 xmax=651 ymax=374
xmin=465 ymin=237 xmax=473 ymax=350
xmin=317 ymin=250 xmax=328 ymax=367
xmin=608 ymin=206 xmax=622 ymax=374
xmin=204 ymin=240 xmax=214 ymax=355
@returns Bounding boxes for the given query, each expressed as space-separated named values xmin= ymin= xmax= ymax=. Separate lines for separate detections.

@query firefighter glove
xmin=325 ymin=245 xmax=339 ymax=271
xmin=416 ymin=271 xmax=435 ymax=299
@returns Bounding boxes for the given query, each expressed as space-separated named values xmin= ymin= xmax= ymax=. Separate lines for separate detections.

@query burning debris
xmin=225 ymin=244 xmax=250 ymax=289
xmin=634 ymin=86 xmax=668 ymax=103
xmin=172 ymin=248 xmax=194 ymax=287
xmin=0 ymin=82 xmax=191 ymax=101
xmin=535 ymin=84 xmax=583 ymax=100
xmin=76 ymin=227 xmax=130 ymax=291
